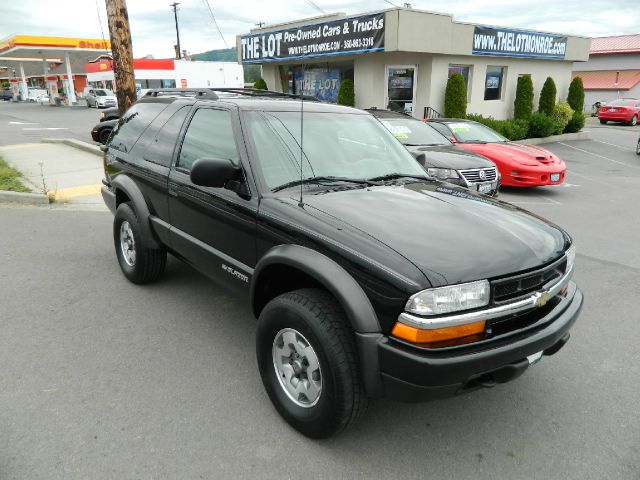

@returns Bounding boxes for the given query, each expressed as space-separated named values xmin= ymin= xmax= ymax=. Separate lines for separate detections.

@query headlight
xmin=99 ymin=112 xmax=105 ymax=120
xmin=427 ymin=167 xmax=459 ymax=180
xmin=405 ymin=280 xmax=490 ymax=316
xmin=565 ymin=245 xmax=576 ymax=272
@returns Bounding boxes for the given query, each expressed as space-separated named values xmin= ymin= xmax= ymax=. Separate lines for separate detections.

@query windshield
xmin=447 ymin=122 xmax=507 ymax=143
xmin=245 ymin=111 xmax=427 ymax=190
xmin=94 ymin=90 xmax=112 ymax=97
xmin=378 ymin=118 xmax=451 ymax=146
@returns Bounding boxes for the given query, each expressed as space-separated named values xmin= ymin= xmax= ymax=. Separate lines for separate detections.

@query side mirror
xmin=190 ymin=157 xmax=240 ymax=188
xmin=449 ymin=136 xmax=457 ymax=144
xmin=412 ymin=152 xmax=427 ymax=166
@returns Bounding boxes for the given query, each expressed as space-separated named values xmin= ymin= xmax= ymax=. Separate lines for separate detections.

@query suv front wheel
xmin=256 ymin=288 xmax=368 ymax=438
xmin=113 ymin=202 xmax=167 ymax=284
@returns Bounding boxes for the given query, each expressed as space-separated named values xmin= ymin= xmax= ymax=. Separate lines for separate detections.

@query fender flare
xmin=111 ymin=175 xmax=160 ymax=249
xmin=251 ymin=244 xmax=381 ymax=334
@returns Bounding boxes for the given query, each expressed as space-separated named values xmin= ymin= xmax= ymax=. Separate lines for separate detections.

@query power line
xmin=200 ymin=0 xmax=230 ymax=48
xmin=303 ymin=0 xmax=326 ymax=14
xmin=94 ymin=0 xmax=109 ymax=54
xmin=382 ymin=0 xmax=400 ymax=7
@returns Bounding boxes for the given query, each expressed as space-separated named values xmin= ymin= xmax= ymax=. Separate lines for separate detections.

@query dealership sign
xmin=472 ymin=26 xmax=567 ymax=59
xmin=240 ymin=13 xmax=385 ymax=63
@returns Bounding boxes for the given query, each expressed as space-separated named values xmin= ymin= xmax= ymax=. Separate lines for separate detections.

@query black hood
xmin=406 ymin=145 xmax=494 ymax=170
xmin=296 ymin=182 xmax=567 ymax=287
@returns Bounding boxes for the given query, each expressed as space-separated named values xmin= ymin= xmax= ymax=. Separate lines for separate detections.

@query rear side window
xmin=110 ymin=103 xmax=168 ymax=153
xmin=143 ymin=106 xmax=190 ymax=167
xmin=430 ymin=122 xmax=452 ymax=138
xmin=177 ymin=109 xmax=238 ymax=171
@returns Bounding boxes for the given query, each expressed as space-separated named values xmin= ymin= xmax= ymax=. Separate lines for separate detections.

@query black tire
xmin=599 ymin=119 xmax=607 ymax=125
xmin=256 ymin=288 xmax=368 ymax=438
xmin=98 ymin=127 xmax=112 ymax=144
xmin=629 ymin=115 xmax=638 ymax=126
xmin=113 ymin=202 xmax=166 ymax=284
xmin=636 ymin=139 xmax=640 ymax=156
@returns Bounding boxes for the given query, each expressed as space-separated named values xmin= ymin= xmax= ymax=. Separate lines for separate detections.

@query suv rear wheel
xmin=113 ymin=202 xmax=166 ymax=284
xmin=256 ymin=288 xmax=368 ymax=438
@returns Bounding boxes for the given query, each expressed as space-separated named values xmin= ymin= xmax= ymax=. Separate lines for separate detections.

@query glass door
xmin=386 ymin=65 xmax=416 ymax=114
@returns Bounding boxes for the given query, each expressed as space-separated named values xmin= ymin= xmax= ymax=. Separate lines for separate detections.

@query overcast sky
xmin=1 ymin=0 xmax=638 ymax=58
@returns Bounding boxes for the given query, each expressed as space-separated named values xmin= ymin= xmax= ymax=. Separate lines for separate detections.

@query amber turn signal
xmin=391 ymin=321 xmax=486 ymax=346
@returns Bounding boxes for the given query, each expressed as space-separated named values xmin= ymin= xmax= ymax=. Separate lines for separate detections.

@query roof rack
xmin=142 ymin=88 xmax=318 ymax=102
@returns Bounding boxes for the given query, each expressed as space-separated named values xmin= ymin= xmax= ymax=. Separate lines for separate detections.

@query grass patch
xmin=0 ymin=156 xmax=30 ymax=193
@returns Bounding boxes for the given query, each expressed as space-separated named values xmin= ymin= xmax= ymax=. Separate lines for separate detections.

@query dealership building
xmin=238 ymin=8 xmax=590 ymax=119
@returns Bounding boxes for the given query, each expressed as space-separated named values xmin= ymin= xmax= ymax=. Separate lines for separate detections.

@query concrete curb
xmin=0 ymin=190 xmax=49 ymax=205
xmin=518 ymin=131 xmax=592 ymax=145
xmin=41 ymin=138 xmax=103 ymax=157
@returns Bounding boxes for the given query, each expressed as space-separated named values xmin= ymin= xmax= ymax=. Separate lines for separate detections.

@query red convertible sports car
xmin=427 ymin=119 xmax=567 ymax=187
xmin=597 ymin=98 xmax=640 ymax=126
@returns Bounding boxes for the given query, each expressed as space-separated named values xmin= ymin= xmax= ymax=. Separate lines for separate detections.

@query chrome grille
xmin=491 ymin=256 xmax=567 ymax=304
xmin=459 ymin=167 xmax=497 ymax=184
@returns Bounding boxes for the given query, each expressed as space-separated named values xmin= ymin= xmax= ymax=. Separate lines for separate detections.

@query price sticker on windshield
xmin=449 ymin=123 xmax=470 ymax=133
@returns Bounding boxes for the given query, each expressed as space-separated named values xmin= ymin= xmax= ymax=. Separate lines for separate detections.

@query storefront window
xmin=484 ymin=66 xmax=505 ymax=101
xmin=387 ymin=66 xmax=416 ymax=113
xmin=287 ymin=62 xmax=353 ymax=103
xmin=448 ymin=65 xmax=470 ymax=88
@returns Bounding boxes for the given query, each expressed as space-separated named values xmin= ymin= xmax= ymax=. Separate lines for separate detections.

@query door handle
xmin=168 ymin=181 xmax=178 ymax=197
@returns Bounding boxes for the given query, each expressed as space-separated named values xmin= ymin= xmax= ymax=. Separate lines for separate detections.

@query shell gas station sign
xmin=0 ymin=35 xmax=111 ymax=54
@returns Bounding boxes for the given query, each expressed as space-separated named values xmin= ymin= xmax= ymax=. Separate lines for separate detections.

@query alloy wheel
xmin=119 ymin=220 xmax=136 ymax=266
xmin=272 ymin=328 xmax=322 ymax=408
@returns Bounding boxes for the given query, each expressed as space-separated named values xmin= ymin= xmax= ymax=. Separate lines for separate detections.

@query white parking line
xmin=22 ymin=127 xmax=69 ymax=131
xmin=593 ymin=139 xmax=636 ymax=152
xmin=558 ymin=142 xmax=639 ymax=169
xmin=9 ymin=121 xmax=38 ymax=125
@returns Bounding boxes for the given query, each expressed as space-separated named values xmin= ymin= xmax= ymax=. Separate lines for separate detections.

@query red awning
xmin=573 ymin=70 xmax=640 ymax=91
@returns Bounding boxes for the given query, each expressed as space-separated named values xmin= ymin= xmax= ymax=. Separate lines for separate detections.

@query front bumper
xmin=369 ymin=281 xmax=582 ymax=402
xmin=502 ymin=167 xmax=566 ymax=187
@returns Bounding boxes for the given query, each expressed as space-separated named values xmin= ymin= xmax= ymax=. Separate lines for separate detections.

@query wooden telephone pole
xmin=105 ymin=0 xmax=137 ymax=115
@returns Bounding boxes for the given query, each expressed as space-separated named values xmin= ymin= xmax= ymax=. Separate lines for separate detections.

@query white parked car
xmin=86 ymin=88 xmax=117 ymax=108
xmin=27 ymin=88 xmax=48 ymax=103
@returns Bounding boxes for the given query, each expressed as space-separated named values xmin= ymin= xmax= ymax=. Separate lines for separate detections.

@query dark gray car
xmin=368 ymin=109 xmax=501 ymax=195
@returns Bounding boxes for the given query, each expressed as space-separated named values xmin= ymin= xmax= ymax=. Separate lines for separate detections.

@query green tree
xmin=253 ymin=77 xmax=268 ymax=90
xmin=337 ymin=79 xmax=355 ymax=107
xmin=444 ymin=73 xmax=467 ymax=118
xmin=567 ymin=76 xmax=585 ymax=113
xmin=513 ymin=74 xmax=534 ymax=120
xmin=538 ymin=77 xmax=557 ymax=116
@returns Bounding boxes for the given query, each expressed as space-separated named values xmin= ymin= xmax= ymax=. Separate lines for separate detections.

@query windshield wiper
xmin=272 ymin=176 xmax=377 ymax=192
xmin=367 ymin=173 xmax=427 ymax=182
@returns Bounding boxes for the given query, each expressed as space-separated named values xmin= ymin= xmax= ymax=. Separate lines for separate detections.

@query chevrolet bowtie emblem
xmin=535 ymin=291 xmax=552 ymax=307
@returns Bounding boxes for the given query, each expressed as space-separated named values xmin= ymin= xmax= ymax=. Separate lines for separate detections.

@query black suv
xmin=101 ymin=88 xmax=583 ymax=438
xmin=367 ymin=109 xmax=500 ymax=195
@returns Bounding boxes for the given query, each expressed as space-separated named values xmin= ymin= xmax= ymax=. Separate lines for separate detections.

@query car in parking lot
xmin=598 ymin=98 xmax=640 ymax=126
xmin=427 ymin=118 xmax=567 ymax=187
xmin=99 ymin=106 xmax=120 ymax=122
xmin=636 ymin=135 xmax=640 ymax=155
xmin=101 ymin=88 xmax=582 ymax=438
xmin=86 ymin=88 xmax=117 ymax=108
xmin=368 ymin=109 xmax=500 ymax=195
xmin=92 ymin=119 xmax=117 ymax=144
xmin=0 ymin=88 xmax=12 ymax=101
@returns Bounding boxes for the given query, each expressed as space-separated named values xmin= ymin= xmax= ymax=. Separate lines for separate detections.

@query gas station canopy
xmin=0 ymin=34 xmax=111 ymax=103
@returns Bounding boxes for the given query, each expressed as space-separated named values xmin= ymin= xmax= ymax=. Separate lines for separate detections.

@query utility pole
xmin=105 ymin=0 xmax=137 ymax=115
xmin=170 ymin=2 xmax=182 ymax=60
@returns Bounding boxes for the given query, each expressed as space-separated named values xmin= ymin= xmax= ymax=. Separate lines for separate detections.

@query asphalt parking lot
xmin=1 ymin=104 xmax=639 ymax=479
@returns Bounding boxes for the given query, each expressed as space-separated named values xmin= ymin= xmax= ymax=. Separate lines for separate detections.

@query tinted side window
xmin=177 ymin=109 xmax=238 ymax=171
xmin=144 ymin=106 xmax=190 ymax=167
xmin=110 ymin=103 xmax=168 ymax=153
